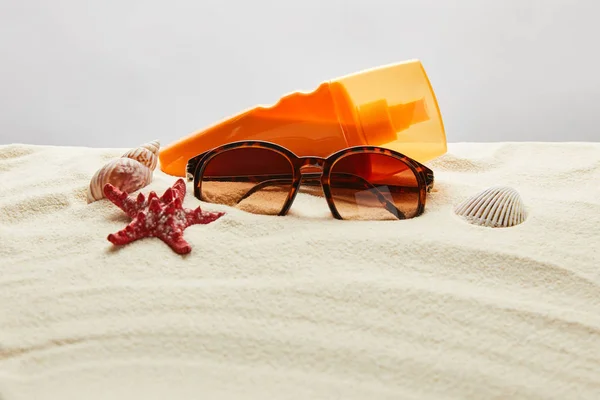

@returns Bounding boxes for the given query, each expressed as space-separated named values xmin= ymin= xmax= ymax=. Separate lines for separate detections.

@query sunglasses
xmin=186 ymin=141 xmax=434 ymax=221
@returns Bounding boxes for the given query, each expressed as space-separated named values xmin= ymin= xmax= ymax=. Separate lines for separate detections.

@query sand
xmin=0 ymin=142 xmax=599 ymax=399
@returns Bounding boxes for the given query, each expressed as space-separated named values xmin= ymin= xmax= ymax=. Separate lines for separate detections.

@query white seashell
xmin=121 ymin=147 xmax=158 ymax=170
xmin=87 ymin=157 xmax=153 ymax=203
xmin=454 ymin=186 xmax=527 ymax=228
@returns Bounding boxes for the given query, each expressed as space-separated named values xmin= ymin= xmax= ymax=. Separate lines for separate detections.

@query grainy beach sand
xmin=1 ymin=142 xmax=599 ymax=399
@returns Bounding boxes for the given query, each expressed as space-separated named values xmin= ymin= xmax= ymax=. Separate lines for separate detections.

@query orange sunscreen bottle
xmin=159 ymin=59 xmax=446 ymax=177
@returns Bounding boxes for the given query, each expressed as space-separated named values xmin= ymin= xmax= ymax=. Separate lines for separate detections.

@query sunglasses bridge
xmin=297 ymin=157 xmax=326 ymax=178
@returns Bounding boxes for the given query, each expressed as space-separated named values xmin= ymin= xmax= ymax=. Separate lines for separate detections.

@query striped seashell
xmin=121 ymin=147 xmax=158 ymax=170
xmin=140 ymin=140 xmax=160 ymax=156
xmin=454 ymin=186 xmax=527 ymax=228
xmin=87 ymin=157 xmax=153 ymax=203
xmin=121 ymin=140 xmax=160 ymax=170
xmin=86 ymin=140 xmax=160 ymax=203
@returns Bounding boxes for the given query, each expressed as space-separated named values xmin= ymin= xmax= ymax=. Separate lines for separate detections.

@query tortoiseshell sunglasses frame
xmin=186 ymin=140 xmax=435 ymax=220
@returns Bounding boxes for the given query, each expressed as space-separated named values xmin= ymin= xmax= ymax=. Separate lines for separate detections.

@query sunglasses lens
xmin=329 ymin=153 xmax=421 ymax=220
xmin=199 ymin=147 xmax=294 ymax=215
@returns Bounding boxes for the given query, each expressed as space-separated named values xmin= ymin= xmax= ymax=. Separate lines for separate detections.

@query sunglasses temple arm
xmin=237 ymin=178 xmax=294 ymax=203
xmin=233 ymin=174 xmax=404 ymax=219
xmin=231 ymin=174 xmax=322 ymax=204
xmin=201 ymin=173 xmax=409 ymax=220
xmin=332 ymin=173 xmax=406 ymax=219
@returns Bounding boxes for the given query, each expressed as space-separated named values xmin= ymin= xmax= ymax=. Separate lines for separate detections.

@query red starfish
xmin=103 ymin=178 xmax=225 ymax=254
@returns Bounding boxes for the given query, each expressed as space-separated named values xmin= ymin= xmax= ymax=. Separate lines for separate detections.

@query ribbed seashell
xmin=139 ymin=140 xmax=160 ymax=157
xmin=87 ymin=157 xmax=153 ymax=204
xmin=454 ymin=186 xmax=527 ymax=228
xmin=121 ymin=140 xmax=160 ymax=170
xmin=86 ymin=140 xmax=160 ymax=203
xmin=121 ymin=147 xmax=157 ymax=170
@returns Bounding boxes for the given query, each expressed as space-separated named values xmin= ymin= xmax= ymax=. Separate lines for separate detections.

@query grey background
xmin=1 ymin=0 xmax=598 ymax=148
